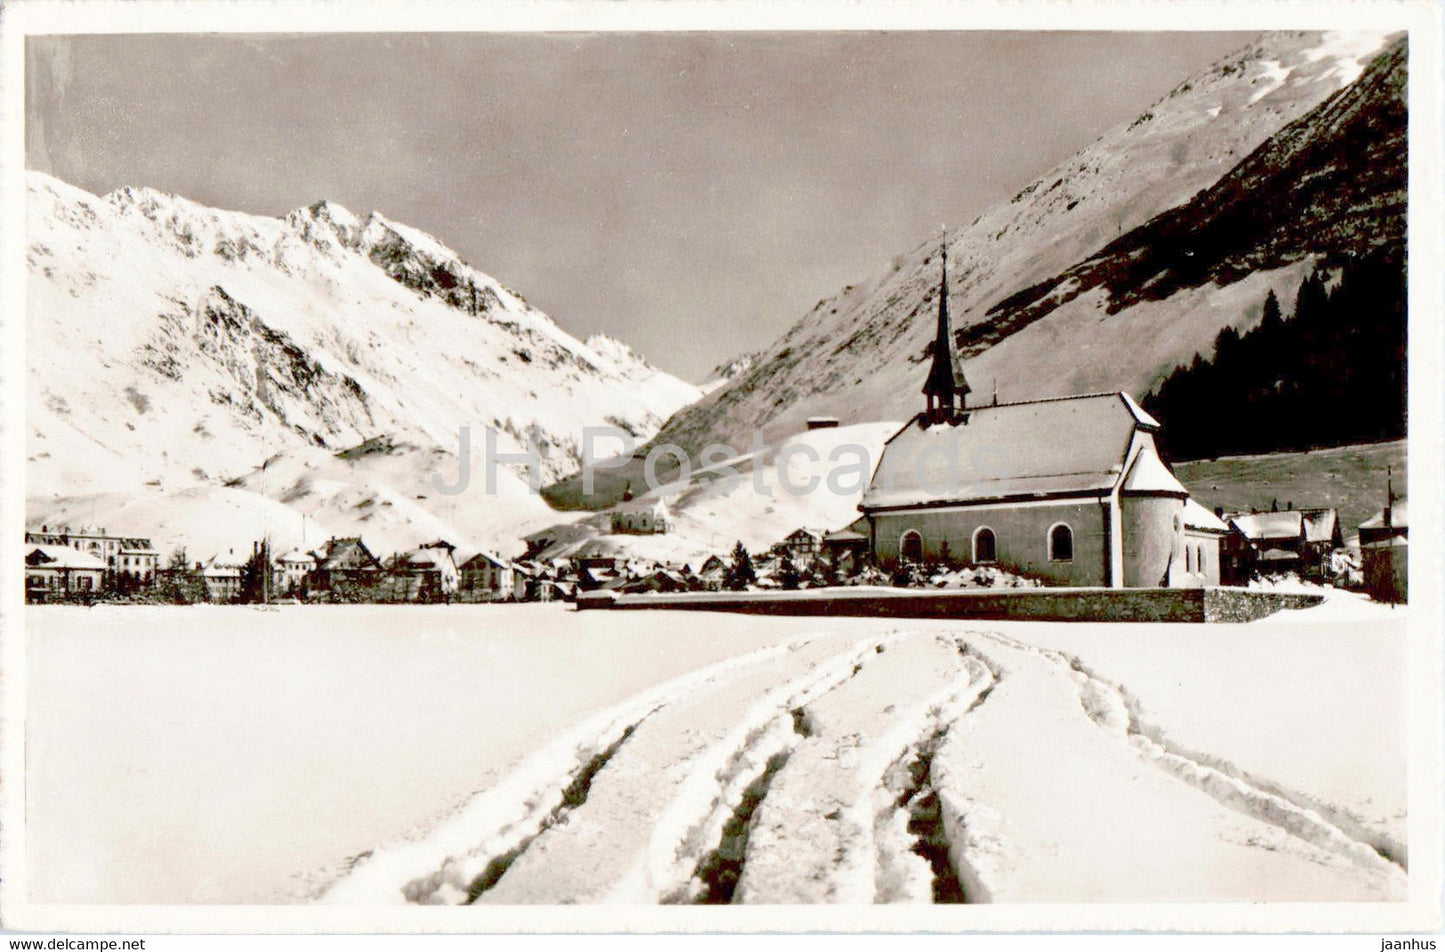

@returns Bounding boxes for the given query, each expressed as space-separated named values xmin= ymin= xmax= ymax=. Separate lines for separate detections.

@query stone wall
xmin=577 ymin=586 xmax=1324 ymax=623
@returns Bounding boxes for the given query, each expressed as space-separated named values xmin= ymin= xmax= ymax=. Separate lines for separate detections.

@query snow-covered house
xmin=822 ymin=528 xmax=869 ymax=574
xmin=776 ymin=527 xmax=826 ymax=563
xmin=312 ymin=536 xmax=383 ymax=593
xmin=390 ymin=541 xmax=459 ymax=602
xmin=26 ymin=525 xmax=159 ymax=587
xmin=858 ymin=243 xmax=1203 ymax=588
xmin=25 ymin=544 xmax=107 ymax=601
xmin=459 ymin=551 xmax=514 ymax=602
xmin=200 ymin=553 xmax=245 ymax=602
xmin=1360 ymin=494 xmax=1406 ymax=603
xmin=697 ymin=554 xmax=728 ymax=591
xmin=1227 ymin=507 xmax=1342 ymax=580
xmin=271 ymin=549 xmax=316 ymax=595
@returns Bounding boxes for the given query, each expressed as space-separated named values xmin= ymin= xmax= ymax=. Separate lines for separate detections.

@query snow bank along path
xmin=321 ymin=624 xmax=1403 ymax=905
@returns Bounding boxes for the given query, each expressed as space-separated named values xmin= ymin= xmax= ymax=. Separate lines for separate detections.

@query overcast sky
xmin=27 ymin=31 xmax=1251 ymax=381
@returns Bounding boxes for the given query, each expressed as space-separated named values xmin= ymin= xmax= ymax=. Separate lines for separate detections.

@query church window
xmin=973 ymin=527 xmax=996 ymax=563
xmin=900 ymin=531 xmax=924 ymax=563
xmin=1048 ymin=523 xmax=1073 ymax=562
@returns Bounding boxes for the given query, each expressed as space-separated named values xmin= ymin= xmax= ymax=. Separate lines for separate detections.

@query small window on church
xmin=973 ymin=527 xmax=996 ymax=563
xmin=1049 ymin=524 xmax=1073 ymax=562
xmin=1185 ymin=545 xmax=1193 ymax=573
xmin=900 ymin=531 xmax=924 ymax=563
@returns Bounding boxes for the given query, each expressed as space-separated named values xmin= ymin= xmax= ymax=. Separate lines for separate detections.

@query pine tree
xmin=725 ymin=541 xmax=756 ymax=592
xmin=778 ymin=553 xmax=802 ymax=590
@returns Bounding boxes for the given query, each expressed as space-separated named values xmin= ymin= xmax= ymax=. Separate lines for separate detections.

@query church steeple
xmin=922 ymin=237 xmax=970 ymax=424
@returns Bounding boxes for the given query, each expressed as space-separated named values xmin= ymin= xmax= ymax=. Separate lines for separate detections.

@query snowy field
xmin=24 ymin=594 xmax=1405 ymax=907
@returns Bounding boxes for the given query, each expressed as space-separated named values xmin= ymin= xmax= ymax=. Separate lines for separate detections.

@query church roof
xmin=860 ymin=392 xmax=1169 ymax=511
xmin=1182 ymin=499 xmax=1230 ymax=533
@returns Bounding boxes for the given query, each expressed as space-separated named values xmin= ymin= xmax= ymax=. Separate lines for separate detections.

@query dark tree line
xmin=1142 ymin=248 xmax=1405 ymax=461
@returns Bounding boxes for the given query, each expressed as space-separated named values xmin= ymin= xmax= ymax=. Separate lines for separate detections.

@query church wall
xmin=1120 ymin=494 xmax=1186 ymax=587
xmin=870 ymin=500 xmax=1110 ymax=586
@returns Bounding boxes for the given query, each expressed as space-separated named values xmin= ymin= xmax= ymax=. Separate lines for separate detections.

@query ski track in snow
xmin=319 ymin=633 xmax=832 ymax=904
xmin=319 ymin=624 xmax=1400 ymax=906
xmin=965 ymin=630 xmax=1406 ymax=886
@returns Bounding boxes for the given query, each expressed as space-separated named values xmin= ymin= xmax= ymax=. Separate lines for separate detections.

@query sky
xmin=27 ymin=31 xmax=1252 ymax=382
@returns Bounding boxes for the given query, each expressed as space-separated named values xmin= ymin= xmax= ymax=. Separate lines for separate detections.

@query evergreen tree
xmin=160 ymin=548 xmax=207 ymax=604
xmin=724 ymin=541 xmax=756 ymax=591
xmin=778 ymin=553 xmax=803 ymax=590
xmin=1144 ymin=253 xmax=1405 ymax=461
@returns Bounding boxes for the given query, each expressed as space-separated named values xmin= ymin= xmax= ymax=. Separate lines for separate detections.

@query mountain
xmin=544 ymin=30 xmax=1403 ymax=511
xmin=26 ymin=174 xmax=702 ymax=556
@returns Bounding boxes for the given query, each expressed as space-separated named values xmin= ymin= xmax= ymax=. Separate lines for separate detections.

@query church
xmin=858 ymin=244 xmax=1211 ymax=588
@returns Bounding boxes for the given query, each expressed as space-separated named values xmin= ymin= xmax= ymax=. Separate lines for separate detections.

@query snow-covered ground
xmin=23 ymin=591 xmax=1406 ymax=907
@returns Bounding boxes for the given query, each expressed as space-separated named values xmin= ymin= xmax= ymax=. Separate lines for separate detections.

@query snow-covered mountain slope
xmin=26 ymin=174 xmax=701 ymax=555
xmin=552 ymin=31 xmax=1401 ymax=510
xmin=526 ymin=421 xmax=901 ymax=564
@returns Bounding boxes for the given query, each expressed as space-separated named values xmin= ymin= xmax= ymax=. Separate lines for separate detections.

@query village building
xmin=697 ymin=554 xmax=728 ymax=591
xmin=271 ymin=549 xmax=316 ymax=595
xmin=459 ymin=551 xmax=514 ymax=602
xmin=776 ymin=527 xmax=826 ymax=564
xmin=1226 ymin=507 xmax=1342 ymax=581
xmin=200 ymin=553 xmax=245 ymax=602
xmin=25 ymin=544 xmax=107 ymax=601
xmin=311 ymin=536 xmax=384 ymax=593
xmin=858 ymin=242 xmax=1206 ymax=589
xmin=1359 ymin=487 xmax=1407 ymax=603
xmin=390 ymin=541 xmax=459 ymax=602
xmin=26 ymin=525 xmax=159 ymax=587
xmin=821 ymin=528 xmax=870 ymax=574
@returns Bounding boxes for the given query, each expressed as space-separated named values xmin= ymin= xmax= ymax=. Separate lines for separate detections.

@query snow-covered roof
xmin=1258 ymin=547 xmax=1302 ymax=562
xmin=26 ymin=545 xmax=107 ymax=570
xmin=317 ymin=537 xmax=380 ymax=570
xmin=860 ymin=393 xmax=1158 ymax=511
xmin=1361 ymin=497 xmax=1408 ymax=531
xmin=1120 ymin=444 xmax=1189 ymax=496
xmin=1230 ymin=511 xmax=1303 ymax=542
xmin=1182 ymin=498 xmax=1230 ymax=533
xmin=275 ymin=549 xmax=316 ymax=564
xmin=1300 ymin=508 xmax=1339 ymax=544
xmin=460 ymin=551 xmax=510 ymax=570
xmin=784 ymin=527 xmax=825 ymax=543
xmin=402 ymin=548 xmax=456 ymax=570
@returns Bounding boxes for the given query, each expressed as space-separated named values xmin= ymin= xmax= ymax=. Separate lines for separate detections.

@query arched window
xmin=900 ymin=530 xmax=924 ymax=563
xmin=1048 ymin=523 xmax=1073 ymax=562
xmin=1185 ymin=545 xmax=1192 ymax=573
xmin=973 ymin=527 xmax=996 ymax=563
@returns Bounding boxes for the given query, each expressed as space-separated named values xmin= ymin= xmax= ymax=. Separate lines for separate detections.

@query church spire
xmin=921 ymin=233 xmax=970 ymax=424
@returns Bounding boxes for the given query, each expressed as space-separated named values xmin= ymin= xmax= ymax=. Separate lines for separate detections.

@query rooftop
xmin=860 ymin=392 xmax=1175 ymax=511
